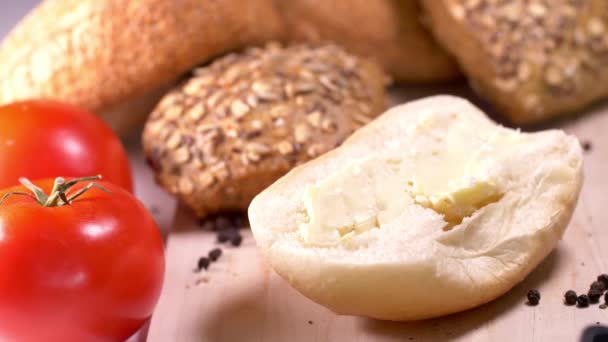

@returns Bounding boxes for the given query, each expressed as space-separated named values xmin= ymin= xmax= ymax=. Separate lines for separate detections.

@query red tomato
xmin=0 ymin=100 xmax=133 ymax=191
xmin=0 ymin=177 xmax=164 ymax=342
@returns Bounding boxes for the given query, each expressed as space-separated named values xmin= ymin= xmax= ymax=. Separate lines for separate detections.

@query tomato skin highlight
xmin=0 ymin=100 xmax=133 ymax=191
xmin=0 ymin=179 xmax=164 ymax=342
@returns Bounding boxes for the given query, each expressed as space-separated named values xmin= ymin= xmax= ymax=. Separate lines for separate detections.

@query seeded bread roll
xmin=421 ymin=0 xmax=608 ymax=124
xmin=276 ymin=0 xmax=460 ymax=82
xmin=142 ymin=43 xmax=385 ymax=217
xmin=249 ymin=95 xmax=583 ymax=320
xmin=0 ymin=0 xmax=284 ymax=134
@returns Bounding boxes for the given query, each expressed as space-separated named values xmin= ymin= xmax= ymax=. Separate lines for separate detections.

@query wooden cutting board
xmin=147 ymin=87 xmax=608 ymax=342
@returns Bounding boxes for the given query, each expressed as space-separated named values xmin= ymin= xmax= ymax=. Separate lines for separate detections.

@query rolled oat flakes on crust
xmin=422 ymin=0 xmax=608 ymax=124
xmin=142 ymin=43 xmax=386 ymax=217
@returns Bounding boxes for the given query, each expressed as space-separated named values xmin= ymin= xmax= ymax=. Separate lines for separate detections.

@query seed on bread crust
xmin=277 ymin=140 xmax=295 ymax=155
xmin=421 ymin=0 xmax=608 ymax=123
xmin=448 ymin=0 xmax=606 ymax=94
xmin=142 ymin=42 xmax=386 ymax=217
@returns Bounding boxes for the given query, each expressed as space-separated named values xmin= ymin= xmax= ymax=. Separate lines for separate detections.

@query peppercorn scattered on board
xmin=147 ymin=87 xmax=608 ymax=342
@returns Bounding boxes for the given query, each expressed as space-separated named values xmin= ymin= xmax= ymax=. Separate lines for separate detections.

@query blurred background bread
xmin=0 ymin=0 xmax=462 ymax=136
xmin=421 ymin=0 xmax=608 ymax=124
xmin=3 ymin=0 xmax=605 ymax=133
xmin=0 ymin=0 xmax=284 ymax=134
xmin=277 ymin=0 xmax=461 ymax=83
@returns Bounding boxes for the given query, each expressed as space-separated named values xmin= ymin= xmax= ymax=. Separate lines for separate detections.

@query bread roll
xmin=249 ymin=95 xmax=583 ymax=320
xmin=0 ymin=0 xmax=284 ymax=134
xmin=421 ymin=0 xmax=608 ymax=124
xmin=276 ymin=0 xmax=460 ymax=82
xmin=143 ymin=43 xmax=386 ymax=217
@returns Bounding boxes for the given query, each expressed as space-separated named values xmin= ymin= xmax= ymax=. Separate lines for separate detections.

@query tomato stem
xmin=66 ymin=182 xmax=110 ymax=203
xmin=0 ymin=191 xmax=36 ymax=206
xmin=0 ymin=175 xmax=111 ymax=207
xmin=44 ymin=177 xmax=65 ymax=206
xmin=19 ymin=177 xmax=48 ymax=204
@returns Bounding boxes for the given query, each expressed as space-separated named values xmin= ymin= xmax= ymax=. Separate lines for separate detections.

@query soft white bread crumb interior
xmin=249 ymin=95 xmax=583 ymax=321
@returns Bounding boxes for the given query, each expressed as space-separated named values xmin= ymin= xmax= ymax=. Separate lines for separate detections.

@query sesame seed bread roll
xmin=249 ymin=95 xmax=583 ymax=320
xmin=276 ymin=0 xmax=461 ymax=82
xmin=0 ymin=0 xmax=284 ymax=134
xmin=421 ymin=0 xmax=608 ymax=124
xmin=142 ymin=43 xmax=386 ymax=218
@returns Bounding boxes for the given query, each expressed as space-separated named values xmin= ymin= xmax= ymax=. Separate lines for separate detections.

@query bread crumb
xmin=194 ymin=275 xmax=210 ymax=286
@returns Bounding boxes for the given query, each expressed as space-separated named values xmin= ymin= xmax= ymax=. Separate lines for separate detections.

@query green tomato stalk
xmin=0 ymin=175 xmax=110 ymax=207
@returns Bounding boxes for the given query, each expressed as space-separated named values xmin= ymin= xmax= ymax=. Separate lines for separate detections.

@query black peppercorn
xmin=197 ymin=257 xmax=210 ymax=271
xmin=217 ymin=230 xmax=233 ymax=243
xmin=591 ymin=281 xmax=606 ymax=292
xmin=598 ymin=274 xmax=608 ymax=288
xmin=582 ymin=141 xmax=592 ymax=152
xmin=231 ymin=234 xmax=243 ymax=247
xmin=215 ymin=216 xmax=232 ymax=230
xmin=233 ymin=214 xmax=247 ymax=228
xmin=565 ymin=290 xmax=577 ymax=305
xmin=232 ymin=217 xmax=242 ymax=228
xmin=578 ymin=294 xmax=590 ymax=307
xmin=527 ymin=289 xmax=540 ymax=305
xmin=209 ymin=248 xmax=222 ymax=262
xmin=589 ymin=288 xmax=602 ymax=303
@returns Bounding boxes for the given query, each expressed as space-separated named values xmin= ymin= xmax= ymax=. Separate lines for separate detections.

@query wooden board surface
xmin=148 ymin=88 xmax=608 ymax=342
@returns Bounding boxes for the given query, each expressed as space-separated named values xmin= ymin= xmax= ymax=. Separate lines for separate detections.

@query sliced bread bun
xmin=0 ymin=0 xmax=284 ymax=134
xmin=249 ymin=95 xmax=583 ymax=321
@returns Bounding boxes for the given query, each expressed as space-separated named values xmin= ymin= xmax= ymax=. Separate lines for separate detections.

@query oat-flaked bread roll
xmin=142 ymin=43 xmax=385 ymax=217
xmin=249 ymin=95 xmax=583 ymax=320
xmin=276 ymin=0 xmax=460 ymax=82
xmin=421 ymin=0 xmax=608 ymax=124
xmin=0 ymin=0 xmax=284 ymax=134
